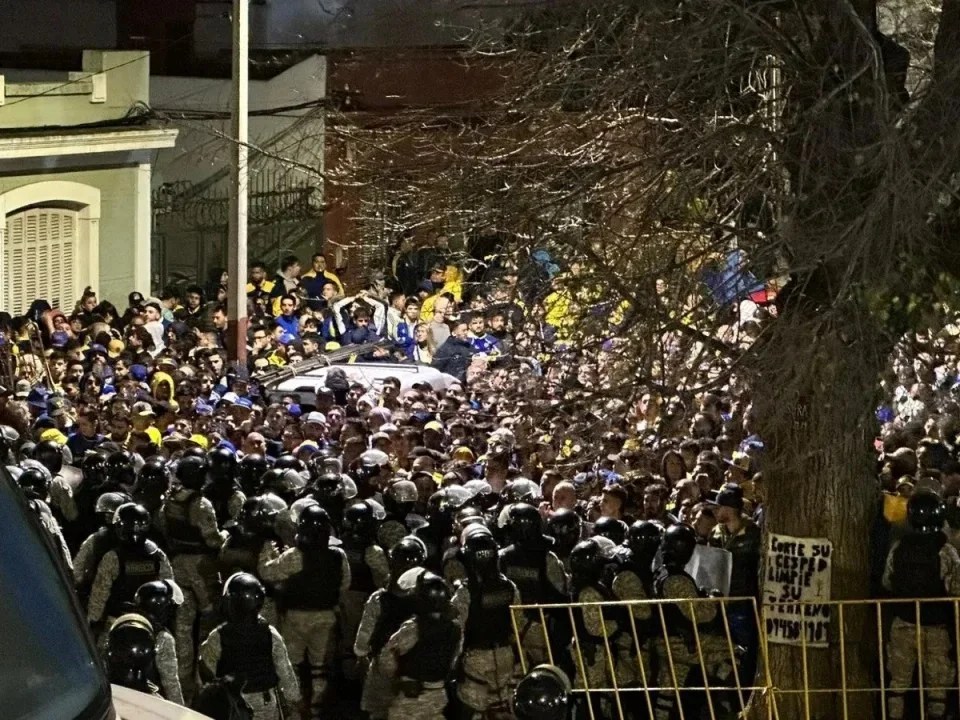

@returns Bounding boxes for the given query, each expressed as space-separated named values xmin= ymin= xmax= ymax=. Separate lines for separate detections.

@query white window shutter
xmin=5 ymin=208 xmax=79 ymax=315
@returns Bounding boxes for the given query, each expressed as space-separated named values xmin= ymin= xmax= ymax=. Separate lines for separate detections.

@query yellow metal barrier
xmin=511 ymin=596 xmax=960 ymax=720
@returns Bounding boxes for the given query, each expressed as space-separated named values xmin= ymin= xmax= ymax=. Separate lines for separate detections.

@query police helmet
xmin=343 ymin=500 xmax=377 ymax=539
xmin=238 ymin=453 xmax=269 ymax=496
xmin=546 ymin=509 xmax=582 ymax=548
xmin=175 ymin=455 xmax=207 ymax=490
xmin=106 ymin=614 xmax=156 ymax=690
xmin=508 ymin=503 xmax=544 ymax=545
xmin=32 ymin=440 xmax=64 ymax=476
xmin=17 ymin=466 xmax=50 ymax=501
xmin=414 ymin=571 xmax=449 ymax=618
xmin=593 ymin=516 xmax=628 ymax=546
xmin=82 ymin=452 xmax=110 ymax=487
xmin=389 ymin=535 xmax=428 ymax=577
xmin=135 ymin=457 xmax=170 ymax=495
xmin=134 ymin=580 xmax=180 ymax=628
xmin=106 ymin=450 xmax=137 ymax=486
xmin=207 ymin=446 xmax=238 ymax=482
xmin=568 ymin=539 xmax=603 ymax=581
xmin=114 ymin=503 xmax=151 ymax=546
xmin=297 ymin=504 xmax=332 ymax=550
xmin=96 ymin=491 xmax=132 ymax=525
xmin=222 ymin=572 xmax=266 ymax=623
xmin=626 ymin=520 xmax=662 ymax=556
xmin=908 ymin=490 xmax=946 ymax=534
xmin=504 ymin=478 xmax=542 ymax=505
xmin=513 ymin=664 xmax=572 ymax=720
xmin=661 ymin=523 xmax=698 ymax=569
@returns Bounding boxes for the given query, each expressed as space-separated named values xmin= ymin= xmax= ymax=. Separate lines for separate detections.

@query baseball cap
xmin=235 ymin=397 xmax=254 ymax=410
xmin=129 ymin=364 xmax=149 ymax=382
xmin=424 ymin=420 xmax=444 ymax=433
xmin=128 ymin=291 xmax=145 ymax=306
xmin=194 ymin=400 xmax=215 ymax=416
xmin=187 ymin=434 xmax=210 ymax=451
xmin=304 ymin=411 xmax=327 ymax=425
xmin=14 ymin=379 xmax=31 ymax=399
xmin=287 ymin=404 xmax=303 ymax=418
xmin=49 ymin=331 xmax=70 ymax=349
xmin=27 ymin=387 xmax=49 ymax=409
xmin=132 ymin=401 xmax=156 ymax=417
xmin=107 ymin=338 xmax=125 ymax=359
xmin=39 ymin=428 xmax=68 ymax=444
xmin=220 ymin=392 xmax=240 ymax=405
xmin=86 ymin=344 xmax=107 ymax=359
xmin=714 ymin=484 xmax=745 ymax=511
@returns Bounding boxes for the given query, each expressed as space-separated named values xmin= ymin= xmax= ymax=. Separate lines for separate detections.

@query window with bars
xmin=4 ymin=208 xmax=78 ymax=315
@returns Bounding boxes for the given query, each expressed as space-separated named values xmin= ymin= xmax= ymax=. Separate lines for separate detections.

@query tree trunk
xmin=751 ymin=317 xmax=887 ymax=719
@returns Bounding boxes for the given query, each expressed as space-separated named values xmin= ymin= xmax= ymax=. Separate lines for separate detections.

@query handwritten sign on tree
xmin=763 ymin=534 xmax=833 ymax=648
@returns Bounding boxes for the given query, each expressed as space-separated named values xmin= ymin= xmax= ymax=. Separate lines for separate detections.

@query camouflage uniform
xmin=453 ymin=580 xmax=520 ymax=714
xmin=86 ymin=545 xmax=175 ymax=624
xmin=882 ymin=535 xmax=960 ymax=720
xmin=159 ymin=488 xmax=226 ymax=688
xmin=199 ymin=621 xmax=300 ymax=720
xmin=340 ymin=542 xmax=390 ymax=680
xmin=499 ymin=543 xmax=568 ymax=668
xmin=259 ymin=541 xmax=351 ymax=718
xmin=611 ymin=561 xmax=656 ymax=690
xmin=156 ymin=628 xmax=185 ymax=705
xmin=355 ymin=588 xmax=412 ymax=719
xmin=653 ymin=571 xmax=734 ymax=720
xmin=34 ymin=499 xmax=73 ymax=572
xmin=381 ymin=617 xmax=463 ymax=720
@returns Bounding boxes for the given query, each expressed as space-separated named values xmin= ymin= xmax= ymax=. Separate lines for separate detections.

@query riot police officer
xmin=238 ymin=453 xmax=270 ymax=497
xmin=219 ymin=496 xmax=284 ymax=626
xmin=205 ymin=446 xmax=246 ymax=525
xmin=499 ymin=502 xmax=568 ymax=667
xmin=259 ymin=504 xmax=350 ymax=718
xmin=546 ymin=508 xmax=583 ymax=571
xmin=73 ymin=491 xmax=131 ymax=606
xmin=16 ymin=464 xmax=73 ymax=570
xmin=65 ymin=452 xmax=113 ymax=551
xmin=340 ymin=500 xmax=390 ymax=680
xmin=457 ymin=524 xmax=520 ymax=719
xmin=381 ymin=571 xmax=462 ymax=720
xmin=133 ymin=457 xmax=171 ymax=529
xmin=86 ymin=503 xmax=174 ymax=632
xmin=883 ymin=491 xmax=960 ymax=720
xmin=568 ymin=538 xmax=625 ymax=715
xmin=33 ymin=440 xmax=72 ymax=525
xmin=199 ymin=573 xmax=300 ymax=720
xmin=106 ymin=450 xmax=138 ymax=489
xmin=355 ymin=536 xmax=428 ymax=720
xmin=134 ymin=580 xmax=184 ymax=704
xmin=415 ymin=487 xmax=471 ymax=573
xmin=379 ymin=479 xmax=421 ymax=551
xmin=106 ymin=614 xmax=161 ymax=696
xmin=160 ymin=454 xmax=225 ymax=689
xmin=653 ymin=524 xmax=734 ymax=720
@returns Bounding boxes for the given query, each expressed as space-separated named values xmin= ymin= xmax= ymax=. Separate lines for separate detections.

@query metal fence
xmin=511 ymin=596 xmax=960 ymax=720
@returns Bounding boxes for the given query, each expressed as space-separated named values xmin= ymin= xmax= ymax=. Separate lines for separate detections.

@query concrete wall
xmin=0 ymin=165 xmax=148 ymax=304
xmin=150 ymin=54 xmax=326 ymax=186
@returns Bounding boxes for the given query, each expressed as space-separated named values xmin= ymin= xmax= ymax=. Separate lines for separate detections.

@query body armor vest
xmin=499 ymin=544 xmax=559 ymax=604
xmin=464 ymin=578 xmax=515 ymax=649
xmin=279 ymin=547 xmax=342 ymax=611
xmin=343 ymin=543 xmax=376 ymax=594
xmin=369 ymin=589 xmax=414 ymax=656
xmin=216 ymin=621 xmax=279 ymax=693
xmin=164 ymin=492 xmax=215 ymax=555
xmin=397 ymin=617 xmax=461 ymax=683
xmin=891 ymin=532 xmax=951 ymax=625
xmin=105 ymin=542 xmax=163 ymax=619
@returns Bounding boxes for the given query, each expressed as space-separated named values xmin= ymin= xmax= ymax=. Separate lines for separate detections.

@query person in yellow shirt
xmin=301 ymin=252 xmax=345 ymax=297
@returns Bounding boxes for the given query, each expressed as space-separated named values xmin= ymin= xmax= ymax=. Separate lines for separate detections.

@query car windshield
xmin=0 ymin=469 xmax=112 ymax=720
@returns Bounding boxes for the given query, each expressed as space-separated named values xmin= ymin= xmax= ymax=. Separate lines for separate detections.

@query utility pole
xmin=227 ymin=0 xmax=249 ymax=364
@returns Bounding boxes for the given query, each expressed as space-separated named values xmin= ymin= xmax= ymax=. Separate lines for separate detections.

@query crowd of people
xmin=3 ymin=239 xmax=958 ymax=720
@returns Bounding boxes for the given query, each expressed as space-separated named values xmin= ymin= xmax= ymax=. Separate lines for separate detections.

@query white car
xmin=262 ymin=362 xmax=459 ymax=407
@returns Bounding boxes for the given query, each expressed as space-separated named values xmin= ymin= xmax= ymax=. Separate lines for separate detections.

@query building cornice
xmin=0 ymin=128 xmax=178 ymax=159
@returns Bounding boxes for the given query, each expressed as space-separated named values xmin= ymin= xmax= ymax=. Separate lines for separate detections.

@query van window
xmin=0 ymin=471 xmax=112 ymax=720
